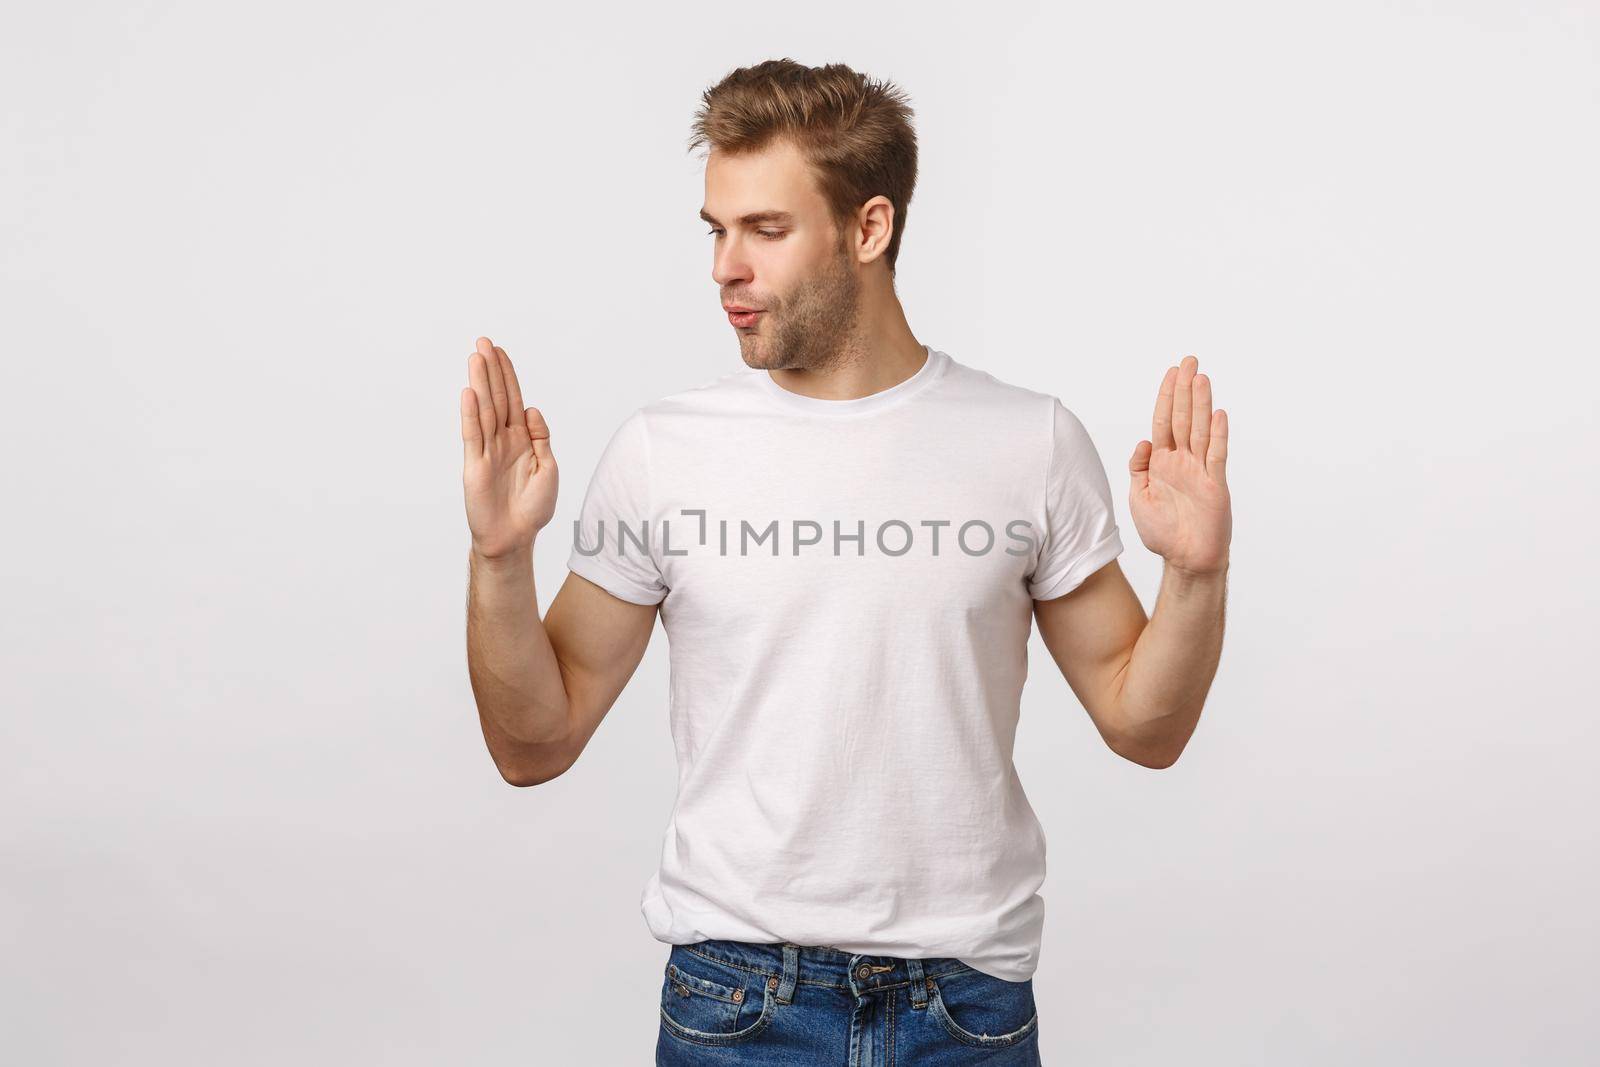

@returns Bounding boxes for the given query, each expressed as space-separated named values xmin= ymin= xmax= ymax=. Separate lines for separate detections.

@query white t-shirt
xmin=565 ymin=345 xmax=1123 ymax=981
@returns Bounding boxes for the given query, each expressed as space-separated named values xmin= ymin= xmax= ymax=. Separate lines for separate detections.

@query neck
xmin=766 ymin=279 xmax=925 ymax=401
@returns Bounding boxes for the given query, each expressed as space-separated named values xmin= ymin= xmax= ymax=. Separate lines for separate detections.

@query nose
xmin=711 ymin=233 xmax=752 ymax=290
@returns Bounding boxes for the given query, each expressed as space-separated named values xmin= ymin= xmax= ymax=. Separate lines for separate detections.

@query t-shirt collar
xmin=756 ymin=345 xmax=950 ymax=416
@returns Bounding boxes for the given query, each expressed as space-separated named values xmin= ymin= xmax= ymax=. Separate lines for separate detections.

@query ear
xmin=854 ymin=195 xmax=896 ymax=266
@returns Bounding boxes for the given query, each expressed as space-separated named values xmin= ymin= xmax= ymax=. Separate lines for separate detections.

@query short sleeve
xmin=565 ymin=411 xmax=668 ymax=605
xmin=1026 ymin=398 xmax=1124 ymax=600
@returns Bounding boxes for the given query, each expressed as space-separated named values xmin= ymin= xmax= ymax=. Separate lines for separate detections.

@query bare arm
xmin=467 ymin=554 xmax=655 ymax=786
xmin=1034 ymin=354 xmax=1232 ymax=769
xmin=459 ymin=336 xmax=655 ymax=786
xmin=1034 ymin=557 xmax=1226 ymax=768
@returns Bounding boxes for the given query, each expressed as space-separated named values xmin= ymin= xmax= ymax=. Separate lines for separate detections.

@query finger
xmin=460 ymin=387 xmax=484 ymax=457
xmin=477 ymin=336 xmax=509 ymax=428
xmin=1190 ymin=372 xmax=1213 ymax=457
xmin=1171 ymin=355 xmax=1196 ymax=453
xmin=525 ymin=406 xmax=555 ymax=466
xmin=494 ymin=345 xmax=525 ymax=420
xmin=1128 ymin=439 xmax=1152 ymax=495
xmin=467 ymin=352 xmax=498 ymax=443
xmin=1152 ymin=365 xmax=1178 ymax=451
xmin=1207 ymin=409 xmax=1228 ymax=484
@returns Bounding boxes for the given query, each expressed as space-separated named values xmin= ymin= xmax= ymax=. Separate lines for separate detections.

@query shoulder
xmin=934 ymin=353 xmax=1072 ymax=430
xmin=593 ymin=366 xmax=763 ymax=450
xmin=635 ymin=365 xmax=766 ymax=421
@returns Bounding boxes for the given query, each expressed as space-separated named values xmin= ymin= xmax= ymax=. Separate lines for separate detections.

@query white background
xmin=3 ymin=1 xmax=1596 ymax=1063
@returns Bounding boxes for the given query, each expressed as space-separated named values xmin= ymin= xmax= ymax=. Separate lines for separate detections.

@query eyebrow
xmin=698 ymin=208 xmax=796 ymax=226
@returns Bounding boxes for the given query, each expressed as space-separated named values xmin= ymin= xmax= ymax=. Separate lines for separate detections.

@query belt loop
xmin=775 ymin=943 xmax=800 ymax=1004
xmin=907 ymin=957 xmax=928 ymax=1009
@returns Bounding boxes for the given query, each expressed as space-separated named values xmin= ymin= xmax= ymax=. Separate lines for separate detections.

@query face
xmin=701 ymin=138 xmax=862 ymax=372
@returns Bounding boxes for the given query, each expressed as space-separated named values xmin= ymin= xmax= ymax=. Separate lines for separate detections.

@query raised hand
xmin=460 ymin=337 xmax=558 ymax=561
xmin=1128 ymin=355 xmax=1231 ymax=576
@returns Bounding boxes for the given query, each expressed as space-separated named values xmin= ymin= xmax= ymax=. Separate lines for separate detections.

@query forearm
xmin=1111 ymin=560 xmax=1229 ymax=764
xmin=466 ymin=545 xmax=572 ymax=745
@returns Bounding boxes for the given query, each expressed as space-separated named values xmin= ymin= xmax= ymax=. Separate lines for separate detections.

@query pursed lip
xmin=723 ymin=305 xmax=763 ymax=313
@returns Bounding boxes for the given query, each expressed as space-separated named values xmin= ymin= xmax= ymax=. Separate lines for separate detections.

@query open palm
xmin=1128 ymin=354 xmax=1231 ymax=575
xmin=460 ymin=336 xmax=558 ymax=561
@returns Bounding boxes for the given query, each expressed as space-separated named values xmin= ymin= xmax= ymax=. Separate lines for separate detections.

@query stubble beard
xmin=737 ymin=244 xmax=863 ymax=374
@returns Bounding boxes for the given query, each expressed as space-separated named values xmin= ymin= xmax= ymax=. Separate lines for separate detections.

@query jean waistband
xmin=670 ymin=938 xmax=975 ymax=1005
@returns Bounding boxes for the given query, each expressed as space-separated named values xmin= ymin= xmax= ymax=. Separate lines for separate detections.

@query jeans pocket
xmin=658 ymin=947 xmax=776 ymax=1047
xmin=926 ymin=966 xmax=1039 ymax=1049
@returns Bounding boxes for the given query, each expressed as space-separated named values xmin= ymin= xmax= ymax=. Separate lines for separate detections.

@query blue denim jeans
xmin=656 ymin=938 xmax=1042 ymax=1065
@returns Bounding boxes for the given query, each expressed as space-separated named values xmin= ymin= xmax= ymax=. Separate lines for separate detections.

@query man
xmin=460 ymin=59 xmax=1230 ymax=1065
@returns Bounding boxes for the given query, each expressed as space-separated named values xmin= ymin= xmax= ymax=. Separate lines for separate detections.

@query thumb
xmin=525 ymin=406 xmax=555 ymax=466
xmin=460 ymin=387 xmax=484 ymax=457
xmin=1128 ymin=440 xmax=1151 ymax=493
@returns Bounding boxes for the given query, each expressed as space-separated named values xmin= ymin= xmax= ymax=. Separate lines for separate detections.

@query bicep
xmin=1032 ymin=558 xmax=1147 ymax=748
xmin=543 ymin=569 xmax=658 ymax=763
